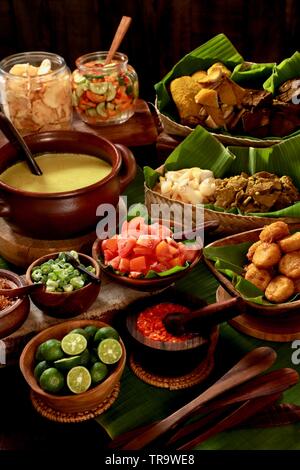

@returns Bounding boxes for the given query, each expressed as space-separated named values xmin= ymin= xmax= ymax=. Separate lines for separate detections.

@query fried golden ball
xmin=265 ymin=275 xmax=294 ymax=303
xmin=278 ymin=232 xmax=300 ymax=253
xmin=252 ymin=242 xmax=281 ymax=269
xmin=279 ymin=251 xmax=300 ymax=279
xmin=259 ymin=221 xmax=290 ymax=243
xmin=244 ymin=264 xmax=272 ymax=291
xmin=246 ymin=241 xmax=262 ymax=261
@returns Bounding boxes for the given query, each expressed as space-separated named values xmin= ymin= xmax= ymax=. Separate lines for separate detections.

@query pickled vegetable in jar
xmin=0 ymin=52 xmax=72 ymax=135
xmin=72 ymin=51 xmax=138 ymax=126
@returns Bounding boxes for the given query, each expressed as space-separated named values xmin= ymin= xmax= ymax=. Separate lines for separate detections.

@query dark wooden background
xmin=0 ymin=0 xmax=299 ymax=101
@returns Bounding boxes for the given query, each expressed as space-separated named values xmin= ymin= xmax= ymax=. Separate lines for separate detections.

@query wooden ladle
xmin=122 ymin=346 xmax=276 ymax=450
xmin=163 ymin=297 xmax=245 ymax=336
xmin=0 ymin=112 xmax=43 ymax=175
xmin=0 ymin=283 xmax=43 ymax=298
xmin=104 ymin=16 xmax=132 ymax=66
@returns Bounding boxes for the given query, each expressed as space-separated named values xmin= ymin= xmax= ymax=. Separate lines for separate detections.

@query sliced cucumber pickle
xmin=106 ymin=82 xmax=116 ymax=101
xmin=86 ymin=108 xmax=98 ymax=117
xmin=89 ymin=82 xmax=108 ymax=94
xmin=96 ymin=102 xmax=107 ymax=117
xmin=76 ymin=82 xmax=88 ymax=97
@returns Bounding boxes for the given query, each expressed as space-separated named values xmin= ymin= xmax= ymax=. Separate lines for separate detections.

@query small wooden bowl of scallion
xmin=25 ymin=251 xmax=101 ymax=318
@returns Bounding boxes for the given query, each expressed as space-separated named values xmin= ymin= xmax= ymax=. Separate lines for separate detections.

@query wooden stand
xmin=30 ymin=383 xmax=120 ymax=423
xmin=0 ymin=218 xmax=96 ymax=268
xmin=217 ymin=286 xmax=300 ymax=342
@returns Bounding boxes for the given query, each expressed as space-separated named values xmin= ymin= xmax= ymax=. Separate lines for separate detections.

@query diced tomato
xmin=109 ymin=256 xmax=121 ymax=270
xmin=151 ymin=262 xmax=169 ymax=273
xmin=103 ymin=249 xmax=115 ymax=263
xmin=136 ymin=235 xmax=159 ymax=250
xmin=167 ymin=245 xmax=179 ymax=256
xmin=130 ymin=256 xmax=147 ymax=273
xmin=102 ymin=238 xmax=118 ymax=254
xmin=119 ymin=258 xmax=130 ymax=273
xmin=168 ymin=255 xmax=185 ymax=268
xmin=155 ymin=240 xmax=173 ymax=262
xmin=183 ymin=248 xmax=198 ymax=263
xmin=117 ymin=237 xmax=136 ymax=257
xmin=133 ymin=246 xmax=154 ymax=256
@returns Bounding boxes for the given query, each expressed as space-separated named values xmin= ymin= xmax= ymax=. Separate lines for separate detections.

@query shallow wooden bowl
xmin=204 ymin=228 xmax=300 ymax=317
xmin=0 ymin=269 xmax=30 ymax=339
xmin=25 ymin=252 xmax=101 ymax=318
xmin=92 ymin=237 xmax=202 ymax=292
xmin=19 ymin=319 xmax=126 ymax=414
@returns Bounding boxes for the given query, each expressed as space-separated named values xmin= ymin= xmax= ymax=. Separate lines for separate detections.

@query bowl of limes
xmin=19 ymin=319 xmax=126 ymax=414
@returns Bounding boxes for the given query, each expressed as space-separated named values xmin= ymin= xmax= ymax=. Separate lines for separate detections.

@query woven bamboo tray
xmin=155 ymin=100 xmax=282 ymax=149
xmin=145 ymin=184 xmax=300 ymax=236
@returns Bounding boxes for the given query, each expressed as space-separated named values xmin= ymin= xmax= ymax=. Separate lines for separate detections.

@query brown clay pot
xmin=0 ymin=131 xmax=137 ymax=239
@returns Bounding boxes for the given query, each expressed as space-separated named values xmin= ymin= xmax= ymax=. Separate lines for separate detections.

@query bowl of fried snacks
xmin=155 ymin=34 xmax=300 ymax=146
xmin=204 ymin=221 xmax=300 ymax=316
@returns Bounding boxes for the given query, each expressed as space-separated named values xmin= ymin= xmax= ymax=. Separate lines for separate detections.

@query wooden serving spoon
xmin=0 ymin=111 xmax=43 ymax=175
xmin=104 ymin=16 xmax=132 ymax=66
xmin=163 ymin=297 xmax=245 ymax=336
xmin=0 ymin=283 xmax=43 ymax=298
xmin=166 ymin=367 xmax=299 ymax=447
xmin=121 ymin=346 xmax=277 ymax=450
xmin=176 ymin=392 xmax=282 ymax=450
xmin=64 ymin=253 xmax=101 ymax=284
xmin=110 ymin=367 xmax=298 ymax=449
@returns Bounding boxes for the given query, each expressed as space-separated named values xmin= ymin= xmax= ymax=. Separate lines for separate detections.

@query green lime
xmin=69 ymin=328 xmax=89 ymax=340
xmin=97 ymin=338 xmax=123 ymax=364
xmin=79 ymin=348 xmax=90 ymax=366
xmin=84 ymin=325 xmax=98 ymax=340
xmin=67 ymin=366 xmax=91 ymax=394
xmin=61 ymin=333 xmax=87 ymax=356
xmin=39 ymin=339 xmax=64 ymax=362
xmin=94 ymin=326 xmax=119 ymax=344
xmin=34 ymin=360 xmax=49 ymax=379
xmin=35 ymin=344 xmax=45 ymax=362
xmin=90 ymin=362 xmax=108 ymax=384
xmin=39 ymin=368 xmax=64 ymax=393
xmin=54 ymin=355 xmax=81 ymax=371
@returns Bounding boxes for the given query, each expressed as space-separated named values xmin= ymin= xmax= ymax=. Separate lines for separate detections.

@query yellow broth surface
xmin=0 ymin=153 xmax=112 ymax=193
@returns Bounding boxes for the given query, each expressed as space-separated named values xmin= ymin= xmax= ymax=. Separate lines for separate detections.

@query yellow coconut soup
xmin=0 ymin=153 xmax=112 ymax=193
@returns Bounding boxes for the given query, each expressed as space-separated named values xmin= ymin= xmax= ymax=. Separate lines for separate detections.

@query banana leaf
xmin=231 ymin=61 xmax=275 ymax=87
xmin=155 ymin=34 xmax=300 ymax=139
xmin=155 ymin=33 xmax=244 ymax=119
xmin=264 ymin=51 xmax=300 ymax=94
xmin=144 ymin=126 xmax=300 ymax=219
xmin=203 ymin=243 xmax=299 ymax=306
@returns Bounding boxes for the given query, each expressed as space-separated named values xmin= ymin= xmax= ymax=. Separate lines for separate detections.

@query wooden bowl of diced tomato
xmin=92 ymin=217 xmax=203 ymax=291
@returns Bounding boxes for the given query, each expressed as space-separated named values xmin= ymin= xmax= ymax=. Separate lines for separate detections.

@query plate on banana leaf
xmin=155 ymin=34 xmax=300 ymax=147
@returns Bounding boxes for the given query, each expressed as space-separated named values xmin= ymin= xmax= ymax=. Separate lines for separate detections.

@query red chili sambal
xmin=137 ymin=302 xmax=192 ymax=343
xmin=0 ymin=278 xmax=15 ymax=311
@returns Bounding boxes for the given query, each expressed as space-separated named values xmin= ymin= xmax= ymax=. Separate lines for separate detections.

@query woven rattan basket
xmin=155 ymin=99 xmax=282 ymax=149
xmin=145 ymin=183 xmax=300 ymax=236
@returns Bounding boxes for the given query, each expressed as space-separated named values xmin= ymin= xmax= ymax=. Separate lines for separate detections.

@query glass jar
xmin=0 ymin=51 xmax=72 ymax=135
xmin=72 ymin=51 xmax=139 ymax=126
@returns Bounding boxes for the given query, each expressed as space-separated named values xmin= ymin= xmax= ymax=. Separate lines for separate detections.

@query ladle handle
xmin=0 ymin=112 xmax=42 ymax=176
xmin=183 ymin=297 xmax=244 ymax=331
